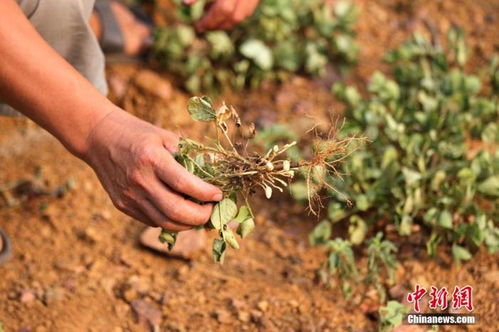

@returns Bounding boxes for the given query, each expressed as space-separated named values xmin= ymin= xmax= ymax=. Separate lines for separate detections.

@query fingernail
xmin=212 ymin=192 xmax=223 ymax=201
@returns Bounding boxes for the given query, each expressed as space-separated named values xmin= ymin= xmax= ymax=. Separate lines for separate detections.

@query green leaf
xmin=402 ymin=168 xmax=422 ymax=187
xmin=379 ymin=301 xmax=409 ymax=332
xmin=398 ymin=215 xmax=412 ymax=236
xmin=212 ymin=239 xmax=227 ymax=263
xmin=210 ymin=198 xmax=237 ymax=230
xmin=309 ymin=220 xmax=332 ymax=246
xmin=481 ymin=123 xmax=498 ymax=144
xmin=438 ymin=210 xmax=453 ymax=229
xmin=381 ymin=146 xmax=398 ymax=169
xmin=237 ymin=218 xmax=255 ymax=239
xmin=240 ymin=39 xmax=273 ymax=70
xmin=187 ymin=96 xmax=216 ymax=122
xmin=348 ymin=216 xmax=367 ymax=245
xmin=328 ymin=202 xmax=347 ymax=222
xmin=289 ymin=181 xmax=309 ymax=201
xmin=452 ymin=244 xmax=472 ymax=265
xmin=426 ymin=232 xmax=441 ymax=257
xmin=222 ymin=229 xmax=240 ymax=249
xmin=206 ymin=31 xmax=234 ymax=58
xmin=477 ymin=176 xmax=499 ymax=197
xmin=355 ymin=194 xmax=370 ymax=211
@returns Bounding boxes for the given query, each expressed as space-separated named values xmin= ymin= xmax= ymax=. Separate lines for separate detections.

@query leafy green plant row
xmin=330 ymin=28 xmax=498 ymax=260
xmin=154 ymin=0 xmax=358 ymax=93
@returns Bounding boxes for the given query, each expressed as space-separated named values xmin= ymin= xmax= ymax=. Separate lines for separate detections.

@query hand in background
xmin=83 ymin=109 xmax=223 ymax=231
xmin=184 ymin=0 xmax=260 ymax=32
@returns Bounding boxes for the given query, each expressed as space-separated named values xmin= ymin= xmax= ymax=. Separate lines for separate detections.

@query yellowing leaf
xmin=210 ymin=198 xmax=237 ymax=230
xmin=222 ymin=229 xmax=240 ymax=249
xmin=237 ymin=218 xmax=255 ymax=239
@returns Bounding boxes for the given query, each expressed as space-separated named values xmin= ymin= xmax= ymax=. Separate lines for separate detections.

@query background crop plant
xmin=378 ymin=301 xmax=409 ymax=332
xmin=262 ymin=26 xmax=498 ymax=301
xmin=159 ymin=96 xmax=363 ymax=262
xmin=329 ymin=27 xmax=498 ymax=261
xmin=153 ymin=0 xmax=359 ymax=93
xmin=365 ymin=232 xmax=398 ymax=303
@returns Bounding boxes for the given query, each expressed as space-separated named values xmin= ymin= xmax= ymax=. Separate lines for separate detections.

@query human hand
xmin=183 ymin=0 xmax=260 ymax=32
xmin=82 ymin=109 xmax=223 ymax=231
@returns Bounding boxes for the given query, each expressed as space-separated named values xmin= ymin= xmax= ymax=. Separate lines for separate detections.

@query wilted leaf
xmin=234 ymin=205 xmax=252 ymax=223
xmin=158 ymin=230 xmax=177 ymax=251
xmin=237 ymin=218 xmax=255 ymax=239
xmin=188 ymin=96 xmax=216 ymax=122
xmin=212 ymin=239 xmax=227 ymax=263
xmin=210 ymin=198 xmax=237 ymax=230
xmin=222 ymin=229 xmax=240 ymax=249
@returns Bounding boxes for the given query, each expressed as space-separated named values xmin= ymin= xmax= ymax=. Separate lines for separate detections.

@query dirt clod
xmin=131 ymin=299 xmax=161 ymax=330
xmin=19 ymin=289 xmax=36 ymax=303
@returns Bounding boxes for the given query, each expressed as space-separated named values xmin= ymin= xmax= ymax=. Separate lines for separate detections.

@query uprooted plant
xmin=159 ymin=96 xmax=364 ymax=262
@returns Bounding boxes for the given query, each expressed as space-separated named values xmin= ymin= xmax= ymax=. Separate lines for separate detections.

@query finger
xmin=161 ymin=130 xmax=180 ymax=154
xmin=148 ymin=179 xmax=214 ymax=226
xmin=122 ymin=205 xmax=157 ymax=227
xmin=196 ymin=0 xmax=237 ymax=31
xmin=156 ymin=152 xmax=223 ymax=202
xmin=140 ymin=198 xmax=194 ymax=232
xmin=183 ymin=0 xmax=197 ymax=5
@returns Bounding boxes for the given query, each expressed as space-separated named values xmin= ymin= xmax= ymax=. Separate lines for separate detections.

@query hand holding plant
xmin=159 ymin=96 xmax=363 ymax=262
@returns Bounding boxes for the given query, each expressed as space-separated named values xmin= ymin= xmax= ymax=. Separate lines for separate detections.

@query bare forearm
xmin=0 ymin=0 xmax=223 ymax=229
xmin=0 ymin=0 xmax=117 ymax=157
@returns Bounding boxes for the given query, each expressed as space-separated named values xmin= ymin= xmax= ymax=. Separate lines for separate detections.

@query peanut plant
xmin=263 ymin=27 xmax=498 ymax=301
xmin=330 ymin=28 xmax=498 ymax=260
xmin=154 ymin=0 xmax=358 ymax=93
xmin=159 ymin=96 xmax=363 ymax=262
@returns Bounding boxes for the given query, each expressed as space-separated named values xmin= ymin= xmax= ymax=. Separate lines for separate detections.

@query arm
xmin=0 ymin=0 xmax=222 ymax=231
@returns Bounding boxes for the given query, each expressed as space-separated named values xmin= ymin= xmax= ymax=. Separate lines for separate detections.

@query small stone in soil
xmin=43 ymin=287 xmax=64 ymax=305
xmin=288 ymin=299 xmax=299 ymax=308
xmin=20 ymin=289 xmax=36 ymax=303
xmin=18 ymin=326 xmax=32 ymax=332
xmin=250 ymin=310 xmax=263 ymax=324
xmin=237 ymin=311 xmax=250 ymax=322
xmin=131 ymin=299 xmax=161 ymax=329
xmin=257 ymin=300 xmax=269 ymax=312
xmin=213 ymin=309 xmax=232 ymax=324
